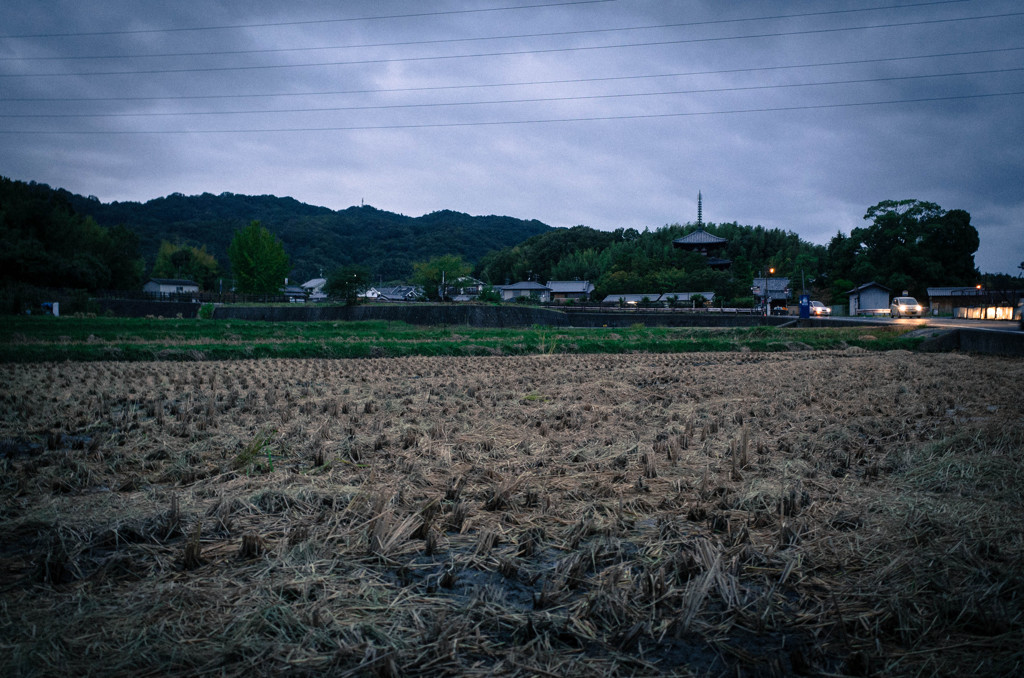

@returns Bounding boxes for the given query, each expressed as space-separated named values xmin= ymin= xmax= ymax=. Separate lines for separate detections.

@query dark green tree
xmin=412 ymin=254 xmax=472 ymax=300
xmin=830 ymin=200 xmax=980 ymax=298
xmin=227 ymin=220 xmax=290 ymax=294
xmin=153 ymin=240 xmax=221 ymax=290
xmin=325 ymin=264 xmax=370 ymax=305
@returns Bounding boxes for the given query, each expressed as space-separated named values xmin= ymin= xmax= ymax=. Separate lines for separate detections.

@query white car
xmin=890 ymin=296 xmax=923 ymax=318
xmin=810 ymin=301 xmax=831 ymax=316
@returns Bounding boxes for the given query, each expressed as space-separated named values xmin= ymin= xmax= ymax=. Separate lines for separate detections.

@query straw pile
xmin=1 ymin=350 xmax=1022 ymax=676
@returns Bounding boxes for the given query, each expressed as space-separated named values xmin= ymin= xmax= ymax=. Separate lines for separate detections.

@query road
xmin=883 ymin=316 xmax=1020 ymax=333
xmin=832 ymin=315 xmax=1022 ymax=333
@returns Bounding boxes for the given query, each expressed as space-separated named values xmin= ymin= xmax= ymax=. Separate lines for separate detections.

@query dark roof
xmin=673 ymin=228 xmax=727 ymax=246
xmin=601 ymin=294 xmax=658 ymax=304
xmin=147 ymin=278 xmax=199 ymax=286
xmin=843 ymin=281 xmax=891 ymax=294
xmin=659 ymin=292 xmax=715 ymax=302
xmin=501 ymin=281 xmax=551 ymax=291
xmin=377 ymin=285 xmax=422 ymax=299
xmin=752 ymin=277 xmax=791 ymax=292
xmin=546 ymin=280 xmax=594 ymax=293
xmin=706 ymin=256 xmax=732 ymax=269
xmin=925 ymin=286 xmax=986 ymax=297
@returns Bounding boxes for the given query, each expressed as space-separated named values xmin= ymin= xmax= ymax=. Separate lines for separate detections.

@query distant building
xmin=928 ymin=286 xmax=1021 ymax=318
xmin=659 ymin=292 xmax=715 ymax=307
xmin=442 ymin=276 xmax=485 ymax=300
xmin=751 ymin=277 xmax=791 ymax=310
xmin=547 ymin=280 xmax=594 ymax=302
xmin=601 ymin=293 xmax=659 ymax=306
xmin=499 ymin=281 xmax=551 ymax=303
xmin=600 ymin=292 xmax=716 ymax=307
xmin=374 ymin=286 xmax=424 ymax=302
xmin=672 ymin=192 xmax=732 ymax=270
xmin=143 ymin=278 xmax=199 ymax=296
xmin=282 ymin=284 xmax=307 ymax=303
xmin=845 ymin=282 xmax=891 ymax=316
xmin=301 ymin=277 xmax=328 ymax=302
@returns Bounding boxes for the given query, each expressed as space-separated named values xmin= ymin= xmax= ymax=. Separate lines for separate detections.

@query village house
xmin=301 ymin=277 xmax=328 ymax=302
xmin=546 ymin=280 xmax=594 ymax=303
xmin=143 ymin=278 xmax=199 ymax=297
xmin=499 ymin=281 xmax=551 ymax=303
xmin=751 ymin=276 xmax=791 ymax=313
xmin=659 ymin=292 xmax=715 ymax=307
xmin=601 ymin=293 xmax=658 ymax=306
xmin=442 ymin=276 xmax=486 ymax=301
xmin=373 ymin=286 xmax=424 ymax=302
xmin=845 ymin=281 xmax=891 ymax=316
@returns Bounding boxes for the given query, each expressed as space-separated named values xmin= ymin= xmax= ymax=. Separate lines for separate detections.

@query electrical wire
xmin=4 ymin=46 xmax=1020 ymax=103
xmin=0 ymin=0 xmax=619 ymax=39
xmin=3 ymin=90 xmax=1021 ymax=134
xmin=0 ymin=1 xmax=978 ymax=62
xmin=4 ymin=68 xmax=1020 ymax=118
xmin=3 ymin=12 xmax=1021 ymax=78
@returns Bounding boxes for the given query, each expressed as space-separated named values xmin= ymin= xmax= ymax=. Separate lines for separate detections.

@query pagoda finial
xmin=697 ymin=190 xmax=703 ymax=229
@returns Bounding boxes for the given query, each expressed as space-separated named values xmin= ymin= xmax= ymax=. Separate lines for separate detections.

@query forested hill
xmin=63 ymin=188 xmax=553 ymax=282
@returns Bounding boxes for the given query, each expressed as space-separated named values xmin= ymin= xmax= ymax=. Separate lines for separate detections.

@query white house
xmin=301 ymin=277 xmax=328 ymax=302
xmin=359 ymin=287 xmax=381 ymax=300
xmin=499 ymin=281 xmax=551 ymax=302
xmin=143 ymin=278 xmax=199 ymax=296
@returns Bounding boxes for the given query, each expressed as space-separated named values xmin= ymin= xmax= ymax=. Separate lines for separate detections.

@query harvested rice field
xmin=1 ymin=349 xmax=1022 ymax=677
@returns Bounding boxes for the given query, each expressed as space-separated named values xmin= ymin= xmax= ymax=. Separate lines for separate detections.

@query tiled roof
xmin=926 ymin=287 xmax=985 ymax=297
xmin=752 ymin=277 xmax=791 ymax=292
xmin=658 ymin=292 xmax=715 ymax=302
xmin=601 ymin=294 xmax=660 ymax=304
xmin=546 ymin=280 xmax=593 ymax=293
xmin=843 ymin=281 xmax=891 ymax=294
xmin=673 ymin=228 xmax=727 ymax=246
xmin=500 ymin=281 xmax=551 ymax=291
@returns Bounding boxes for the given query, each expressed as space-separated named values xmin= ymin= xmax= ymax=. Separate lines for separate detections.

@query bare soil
xmin=1 ymin=349 xmax=1022 ymax=677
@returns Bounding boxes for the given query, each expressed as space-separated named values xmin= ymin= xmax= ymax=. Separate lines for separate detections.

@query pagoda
xmin=672 ymin=192 xmax=732 ymax=270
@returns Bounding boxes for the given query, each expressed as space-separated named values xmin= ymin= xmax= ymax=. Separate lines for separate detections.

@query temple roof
xmin=673 ymin=228 xmax=727 ymax=246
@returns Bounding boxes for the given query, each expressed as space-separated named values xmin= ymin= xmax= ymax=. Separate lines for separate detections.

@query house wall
xmin=501 ymin=289 xmax=550 ymax=303
xmin=144 ymin=282 xmax=198 ymax=295
xmin=860 ymin=288 xmax=890 ymax=311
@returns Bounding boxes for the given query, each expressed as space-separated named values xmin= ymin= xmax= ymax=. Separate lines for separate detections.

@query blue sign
xmin=799 ymin=294 xmax=810 ymax=319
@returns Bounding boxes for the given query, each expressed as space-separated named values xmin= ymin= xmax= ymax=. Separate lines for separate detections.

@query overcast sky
xmin=2 ymin=0 xmax=1021 ymax=274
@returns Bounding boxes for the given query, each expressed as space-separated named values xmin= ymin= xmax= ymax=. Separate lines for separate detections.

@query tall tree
xmin=412 ymin=254 xmax=472 ymax=300
xmin=227 ymin=220 xmax=290 ymax=294
xmin=153 ymin=241 xmax=221 ymax=290
xmin=831 ymin=199 xmax=979 ymax=298
xmin=325 ymin=264 xmax=370 ymax=305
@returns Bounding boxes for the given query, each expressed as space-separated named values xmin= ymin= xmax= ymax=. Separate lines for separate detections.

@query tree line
xmin=4 ymin=176 xmax=1014 ymax=307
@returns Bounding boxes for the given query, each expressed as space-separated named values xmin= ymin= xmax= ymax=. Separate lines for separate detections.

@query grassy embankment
xmin=0 ymin=316 xmax=923 ymax=362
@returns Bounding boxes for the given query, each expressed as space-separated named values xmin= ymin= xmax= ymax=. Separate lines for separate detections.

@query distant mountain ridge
xmin=65 ymin=189 xmax=554 ymax=282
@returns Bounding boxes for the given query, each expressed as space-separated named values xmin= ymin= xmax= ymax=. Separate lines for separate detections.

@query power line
xmin=5 ymin=68 xmax=1020 ymax=118
xmin=3 ymin=12 xmax=1021 ymax=78
xmin=0 ymin=1 xmax=976 ymax=62
xmin=3 ymin=90 xmax=1021 ymax=134
xmin=4 ymin=47 xmax=1020 ymax=103
xmin=0 ymin=0 xmax=619 ymax=39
